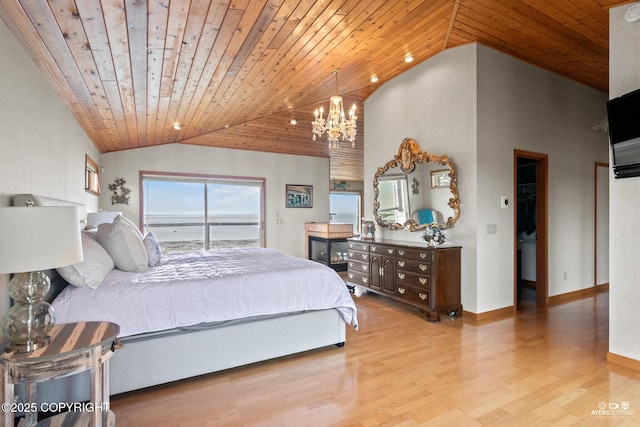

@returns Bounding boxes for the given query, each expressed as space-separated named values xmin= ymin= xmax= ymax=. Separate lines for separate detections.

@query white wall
xmin=99 ymin=144 xmax=330 ymax=258
xmin=365 ymin=44 xmax=479 ymax=312
xmin=0 ymin=18 xmax=100 ymax=321
xmin=364 ymin=43 xmax=608 ymax=314
xmin=476 ymin=45 xmax=609 ymax=311
xmin=609 ymin=3 xmax=640 ymax=362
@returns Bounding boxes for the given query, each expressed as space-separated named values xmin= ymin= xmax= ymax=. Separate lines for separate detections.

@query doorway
xmin=514 ymin=150 xmax=548 ymax=309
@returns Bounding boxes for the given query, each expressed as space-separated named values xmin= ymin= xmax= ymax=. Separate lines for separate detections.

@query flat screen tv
xmin=607 ymin=87 xmax=640 ymax=178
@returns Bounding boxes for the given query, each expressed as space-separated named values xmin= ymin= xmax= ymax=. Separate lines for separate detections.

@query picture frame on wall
xmin=286 ymin=184 xmax=313 ymax=208
xmin=430 ymin=170 xmax=451 ymax=189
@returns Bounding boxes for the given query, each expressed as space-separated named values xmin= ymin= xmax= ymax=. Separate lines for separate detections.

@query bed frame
xmin=35 ymin=304 xmax=346 ymax=404
xmin=10 ymin=194 xmax=347 ymax=404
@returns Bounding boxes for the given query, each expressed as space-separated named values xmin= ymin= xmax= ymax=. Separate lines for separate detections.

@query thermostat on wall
xmin=625 ymin=3 xmax=640 ymax=23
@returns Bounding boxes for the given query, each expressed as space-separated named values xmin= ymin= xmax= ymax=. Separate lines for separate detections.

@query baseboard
xmin=607 ymin=352 xmax=640 ymax=372
xmin=463 ymin=305 xmax=514 ymax=322
xmin=549 ymin=283 xmax=609 ymax=306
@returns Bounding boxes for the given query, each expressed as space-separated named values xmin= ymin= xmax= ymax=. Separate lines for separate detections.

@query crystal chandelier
xmin=312 ymin=69 xmax=357 ymax=148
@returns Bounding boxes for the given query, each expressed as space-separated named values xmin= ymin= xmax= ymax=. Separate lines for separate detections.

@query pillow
xmin=96 ymin=215 xmax=149 ymax=272
xmin=57 ymin=233 xmax=115 ymax=288
xmin=143 ymin=232 xmax=162 ymax=266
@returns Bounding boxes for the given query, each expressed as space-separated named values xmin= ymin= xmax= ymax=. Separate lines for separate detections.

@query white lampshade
xmin=87 ymin=211 xmax=121 ymax=227
xmin=0 ymin=206 xmax=83 ymax=274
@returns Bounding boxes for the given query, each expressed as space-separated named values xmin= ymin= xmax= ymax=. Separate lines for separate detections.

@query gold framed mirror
xmin=373 ymin=138 xmax=460 ymax=231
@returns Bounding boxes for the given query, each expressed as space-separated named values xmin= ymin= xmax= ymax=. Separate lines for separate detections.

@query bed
xmin=9 ymin=195 xmax=358 ymax=404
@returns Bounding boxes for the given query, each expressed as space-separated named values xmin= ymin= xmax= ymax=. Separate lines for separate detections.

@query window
xmin=85 ymin=154 xmax=101 ymax=195
xmin=377 ymin=175 xmax=409 ymax=224
xmin=141 ymin=173 xmax=265 ymax=253
xmin=330 ymin=191 xmax=361 ymax=234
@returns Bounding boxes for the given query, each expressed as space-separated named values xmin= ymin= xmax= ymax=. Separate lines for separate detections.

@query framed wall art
xmin=286 ymin=184 xmax=313 ymax=208
xmin=430 ymin=170 xmax=451 ymax=189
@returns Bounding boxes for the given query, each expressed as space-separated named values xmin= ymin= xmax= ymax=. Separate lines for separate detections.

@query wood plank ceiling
xmin=0 ymin=0 xmax=628 ymax=181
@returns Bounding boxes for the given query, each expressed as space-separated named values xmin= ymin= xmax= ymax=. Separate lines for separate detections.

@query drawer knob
xmin=363 ymin=265 xmax=368 ymax=272
xmin=398 ymin=287 xmax=406 ymax=294
xmin=398 ymin=273 xmax=406 ymax=280
xmin=420 ymin=253 xmax=427 ymax=259
xmin=349 ymin=262 xmax=354 ymax=267
xmin=371 ymin=246 xmax=377 ymax=252
xmin=398 ymin=261 xmax=406 ymax=267
xmin=348 ymin=273 xmax=353 ymax=279
xmin=362 ymin=254 xmax=367 ymax=260
xmin=419 ymin=278 xmax=428 ymax=285
xmin=419 ymin=293 xmax=428 ymax=301
xmin=362 ymin=277 xmax=368 ymax=284
xmin=398 ymin=250 xmax=405 ymax=256
xmin=387 ymin=248 xmax=393 ymax=254
xmin=348 ymin=251 xmax=354 ymax=257
xmin=419 ymin=264 xmax=428 ymax=271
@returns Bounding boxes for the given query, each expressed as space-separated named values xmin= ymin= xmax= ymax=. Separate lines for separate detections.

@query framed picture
xmin=286 ymin=184 xmax=313 ymax=208
xmin=430 ymin=170 xmax=451 ymax=188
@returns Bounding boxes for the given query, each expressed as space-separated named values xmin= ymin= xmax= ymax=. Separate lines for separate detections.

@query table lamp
xmin=0 ymin=204 xmax=83 ymax=352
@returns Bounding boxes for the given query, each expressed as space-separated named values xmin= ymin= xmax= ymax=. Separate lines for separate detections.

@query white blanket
xmin=52 ymin=248 xmax=358 ymax=337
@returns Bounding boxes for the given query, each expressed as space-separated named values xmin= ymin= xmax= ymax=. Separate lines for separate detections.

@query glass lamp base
xmin=4 ymin=335 xmax=51 ymax=353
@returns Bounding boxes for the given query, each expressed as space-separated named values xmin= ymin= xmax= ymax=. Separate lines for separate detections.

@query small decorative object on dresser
xmin=347 ymin=238 xmax=462 ymax=321
xmin=361 ymin=220 xmax=376 ymax=240
xmin=423 ymin=224 xmax=445 ymax=248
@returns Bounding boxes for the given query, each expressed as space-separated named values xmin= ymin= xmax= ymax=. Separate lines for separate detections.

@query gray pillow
xmin=96 ymin=215 xmax=148 ymax=272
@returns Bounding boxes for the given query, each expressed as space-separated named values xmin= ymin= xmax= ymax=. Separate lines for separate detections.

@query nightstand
xmin=1 ymin=321 xmax=120 ymax=427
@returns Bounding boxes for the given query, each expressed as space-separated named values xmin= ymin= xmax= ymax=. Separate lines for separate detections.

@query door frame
xmin=513 ymin=150 xmax=549 ymax=308
xmin=594 ymin=162 xmax=609 ymax=287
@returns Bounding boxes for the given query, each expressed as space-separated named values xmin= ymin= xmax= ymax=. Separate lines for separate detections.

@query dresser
xmin=347 ymin=238 xmax=462 ymax=321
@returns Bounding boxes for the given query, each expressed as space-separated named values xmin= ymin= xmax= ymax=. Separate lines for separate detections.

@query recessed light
xmin=289 ymin=119 xmax=298 ymax=125
xmin=224 ymin=124 xmax=230 ymax=128
xmin=370 ymin=75 xmax=379 ymax=83
xmin=404 ymin=54 xmax=414 ymax=63
xmin=172 ymin=123 xmax=181 ymax=130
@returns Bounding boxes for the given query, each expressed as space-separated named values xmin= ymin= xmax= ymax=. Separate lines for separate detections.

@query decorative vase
xmin=362 ymin=220 xmax=376 ymax=240
xmin=423 ymin=224 xmax=445 ymax=248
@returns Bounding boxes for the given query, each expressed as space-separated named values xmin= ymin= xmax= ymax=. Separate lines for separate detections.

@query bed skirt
xmin=25 ymin=308 xmax=347 ymax=404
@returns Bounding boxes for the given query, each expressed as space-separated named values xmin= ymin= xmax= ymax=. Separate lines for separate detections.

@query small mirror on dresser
xmin=373 ymin=138 xmax=460 ymax=231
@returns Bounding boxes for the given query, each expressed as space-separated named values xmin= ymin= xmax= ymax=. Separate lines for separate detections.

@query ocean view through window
xmin=330 ymin=191 xmax=361 ymax=234
xmin=142 ymin=173 xmax=265 ymax=253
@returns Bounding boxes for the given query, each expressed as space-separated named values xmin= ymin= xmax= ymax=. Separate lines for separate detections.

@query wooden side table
xmin=1 ymin=321 xmax=120 ymax=427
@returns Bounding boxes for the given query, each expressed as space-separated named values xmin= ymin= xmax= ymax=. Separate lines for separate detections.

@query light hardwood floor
xmin=110 ymin=291 xmax=640 ymax=426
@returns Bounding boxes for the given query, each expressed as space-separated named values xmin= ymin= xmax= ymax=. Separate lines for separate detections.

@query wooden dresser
xmin=347 ymin=238 xmax=462 ymax=321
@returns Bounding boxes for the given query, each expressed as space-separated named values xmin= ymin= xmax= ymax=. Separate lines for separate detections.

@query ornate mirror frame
xmin=373 ymin=138 xmax=460 ymax=231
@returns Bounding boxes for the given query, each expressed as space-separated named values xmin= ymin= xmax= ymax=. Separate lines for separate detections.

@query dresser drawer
xmin=396 ymin=258 xmax=430 ymax=274
xmin=396 ymin=285 xmax=430 ymax=306
xmin=369 ymin=244 xmax=396 ymax=256
xmin=347 ymin=271 xmax=370 ymax=287
xmin=396 ymin=270 xmax=430 ymax=289
xmin=348 ymin=241 xmax=370 ymax=252
xmin=348 ymin=250 xmax=369 ymax=262
xmin=396 ymin=247 xmax=432 ymax=261
xmin=348 ymin=260 xmax=369 ymax=274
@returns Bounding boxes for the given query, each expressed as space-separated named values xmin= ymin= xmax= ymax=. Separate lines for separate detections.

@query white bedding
xmin=52 ymin=248 xmax=358 ymax=337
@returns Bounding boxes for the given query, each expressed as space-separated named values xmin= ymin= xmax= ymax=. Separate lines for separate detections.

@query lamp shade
xmin=86 ymin=211 xmax=121 ymax=227
xmin=0 ymin=206 xmax=83 ymax=274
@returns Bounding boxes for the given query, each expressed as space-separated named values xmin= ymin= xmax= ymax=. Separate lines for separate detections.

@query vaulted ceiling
xmin=0 ymin=0 xmax=627 ymax=181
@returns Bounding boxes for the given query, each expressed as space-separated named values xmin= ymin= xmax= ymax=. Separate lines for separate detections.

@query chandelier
xmin=311 ymin=69 xmax=357 ymax=148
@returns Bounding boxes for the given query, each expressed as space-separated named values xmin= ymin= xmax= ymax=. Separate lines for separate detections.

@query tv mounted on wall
xmin=607 ymin=87 xmax=640 ymax=178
